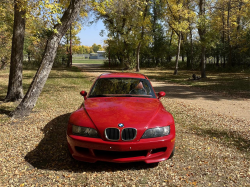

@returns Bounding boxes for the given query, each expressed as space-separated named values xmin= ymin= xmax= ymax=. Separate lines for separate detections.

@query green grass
xmin=72 ymin=56 xmax=88 ymax=60
xmin=99 ymin=59 xmax=250 ymax=98
xmin=73 ymin=59 xmax=105 ymax=64
xmin=37 ymin=67 xmax=92 ymax=109
xmin=0 ymin=66 xmax=92 ymax=123
xmin=139 ymin=68 xmax=250 ymax=98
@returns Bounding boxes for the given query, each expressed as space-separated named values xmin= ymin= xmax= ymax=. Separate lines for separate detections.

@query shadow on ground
xmin=25 ymin=113 xmax=158 ymax=172
xmin=147 ymin=71 xmax=250 ymax=99
xmin=153 ymin=85 xmax=224 ymax=101
xmin=192 ymin=126 xmax=250 ymax=153
xmin=0 ymin=104 xmax=15 ymax=116
xmin=0 ymin=107 xmax=11 ymax=115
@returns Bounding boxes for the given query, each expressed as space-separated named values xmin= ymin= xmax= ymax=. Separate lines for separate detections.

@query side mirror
xmin=158 ymin=91 xmax=166 ymax=99
xmin=80 ymin=90 xmax=87 ymax=100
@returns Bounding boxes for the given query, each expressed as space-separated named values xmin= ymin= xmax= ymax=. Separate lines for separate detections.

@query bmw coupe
xmin=67 ymin=72 xmax=175 ymax=164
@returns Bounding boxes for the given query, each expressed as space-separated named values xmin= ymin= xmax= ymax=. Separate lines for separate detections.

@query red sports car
xmin=67 ymin=72 xmax=175 ymax=164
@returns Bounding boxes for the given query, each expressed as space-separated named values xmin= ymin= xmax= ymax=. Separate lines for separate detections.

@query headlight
xmin=141 ymin=126 xmax=170 ymax=139
xmin=72 ymin=125 xmax=100 ymax=138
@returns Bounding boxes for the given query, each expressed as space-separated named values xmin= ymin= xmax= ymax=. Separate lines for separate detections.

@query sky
xmin=77 ymin=19 xmax=107 ymax=47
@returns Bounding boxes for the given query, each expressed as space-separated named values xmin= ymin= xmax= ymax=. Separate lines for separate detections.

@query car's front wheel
xmin=168 ymin=145 xmax=175 ymax=159
xmin=148 ymin=162 xmax=159 ymax=168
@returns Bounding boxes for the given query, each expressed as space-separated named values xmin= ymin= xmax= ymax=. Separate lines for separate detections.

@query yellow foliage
xmin=0 ymin=0 xmax=14 ymax=61
xmin=163 ymin=0 xmax=196 ymax=34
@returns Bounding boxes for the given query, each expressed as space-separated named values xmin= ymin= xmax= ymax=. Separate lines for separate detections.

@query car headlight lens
xmin=141 ymin=126 xmax=170 ymax=139
xmin=72 ymin=125 xmax=100 ymax=138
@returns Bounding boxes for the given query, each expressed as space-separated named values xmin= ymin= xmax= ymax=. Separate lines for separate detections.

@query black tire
xmin=67 ymin=147 xmax=74 ymax=160
xmin=148 ymin=162 xmax=159 ymax=168
xmin=168 ymin=145 xmax=175 ymax=159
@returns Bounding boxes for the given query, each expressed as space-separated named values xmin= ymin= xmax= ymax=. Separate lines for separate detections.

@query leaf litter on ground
xmin=0 ymin=66 xmax=250 ymax=186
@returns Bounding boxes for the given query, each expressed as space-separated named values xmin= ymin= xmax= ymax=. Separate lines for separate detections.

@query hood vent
xmin=105 ymin=128 xmax=137 ymax=141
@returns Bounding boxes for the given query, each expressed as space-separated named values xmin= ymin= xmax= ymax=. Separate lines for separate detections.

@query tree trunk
xmin=198 ymin=0 xmax=207 ymax=78
xmin=174 ymin=33 xmax=181 ymax=75
xmin=28 ymin=52 xmax=31 ymax=63
xmin=136 ymin=0 xmax=149 ymax=72
xmin=136 ymin=42 xmax=141 ymax=72
xmin=10 ymin=0 xmax=83 ymax=118
xmin=223 ymin=55 xmax=226 ymax=67
xmin=66 ymin=33 xmax=70 ymax=67
xmin=4 ymin=0 xmax=26 ymax=102
xmin=227 ymin=0 xmax=232 ymax=67
xmin=201 ymin=46 xmax=206 ymax=78
xmin=182 ymin=50 xmax=184 ymax=63
xmin=222 ymin=2 xmax=226 ymax=68
xmin=235 ymin=1 xmax=243 ymax=66
xmin=216 ymin=54 xmax=219 ymax=66
xmin=167 ymin=30 xmax=173 ymax=62
xmin=69 ymin=24 xmax=73 ymax=67
xmin=187 ymin=53 xmax=190 ymax=68
xmin=189 ymin=27 xmax=194 ymax=69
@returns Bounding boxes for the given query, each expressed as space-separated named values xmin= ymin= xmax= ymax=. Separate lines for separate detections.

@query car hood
xmin=84 ymin=97 xmax=162 ymax=129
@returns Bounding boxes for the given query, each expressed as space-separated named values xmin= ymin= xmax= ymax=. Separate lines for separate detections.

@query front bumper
xmin=67 ymin=133 xmax=175 ymax=163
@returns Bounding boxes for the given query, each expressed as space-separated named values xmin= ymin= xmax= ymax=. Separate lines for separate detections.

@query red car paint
xmin=67 ymin=73 xmax=175 ymax=163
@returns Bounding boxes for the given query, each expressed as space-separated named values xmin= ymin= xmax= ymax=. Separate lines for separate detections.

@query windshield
xmin=89 ymin=78 xmax=156 ymax=98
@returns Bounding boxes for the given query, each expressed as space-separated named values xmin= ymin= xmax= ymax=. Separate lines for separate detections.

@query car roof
xmin=99 ymin=72 xmax=148 ymax=79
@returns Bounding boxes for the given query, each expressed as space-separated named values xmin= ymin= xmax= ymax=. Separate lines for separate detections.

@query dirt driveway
xmin=74 ymin=63 xmax=250 ymax=121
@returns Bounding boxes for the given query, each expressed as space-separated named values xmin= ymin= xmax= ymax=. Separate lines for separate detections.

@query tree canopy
xmin=1 ymin=0 xmax=250 ymax=118
xmin=92 ymin=0 xmax=250 ymax=73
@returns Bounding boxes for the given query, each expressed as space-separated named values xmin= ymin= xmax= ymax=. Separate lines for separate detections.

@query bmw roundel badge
xmin=118 ymin=123 xmax=124 ymax=128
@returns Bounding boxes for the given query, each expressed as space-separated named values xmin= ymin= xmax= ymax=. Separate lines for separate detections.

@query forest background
xmin=1 ymin=0 xmax=250 ymax=118
xmin=2 ymin=0 xmax=250 ymax=71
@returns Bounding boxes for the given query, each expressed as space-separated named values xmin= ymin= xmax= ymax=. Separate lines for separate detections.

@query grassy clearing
xmin=73 ymin=59 xmax=105 ymax=64
xmin=0 ymin=66 xmax=91 ymax=124
xmin=139 ymin=68 xmax=250 ymax=98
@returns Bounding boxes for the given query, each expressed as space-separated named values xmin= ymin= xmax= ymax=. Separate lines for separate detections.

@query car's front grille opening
xmin=94 ymin=150 xmax=148 ymax=158
xmin=105 ymin=128 xmax=120 ymax=141
xmin=122 ymin=128 xmax=137 ymax=140
xmin=151 ymin=147 xmax=167 ymax=154
xmin=75 ymin=146 xmax=90 ymax=154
